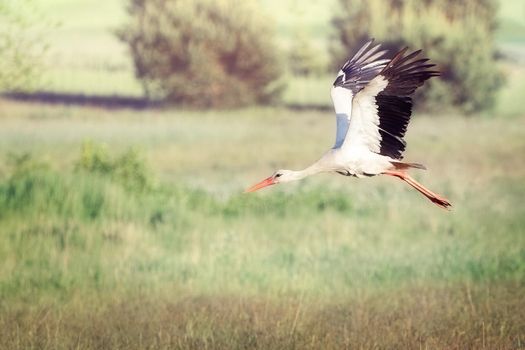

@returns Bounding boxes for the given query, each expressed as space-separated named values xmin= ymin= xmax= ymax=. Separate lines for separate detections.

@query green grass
xmin=2 ymin=159 xmax=522 ymax=300
xmin=0 ymin=101 xmax=524 ymax=348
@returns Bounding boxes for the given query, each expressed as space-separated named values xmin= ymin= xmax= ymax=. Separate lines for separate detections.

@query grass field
xmin=0 ymin=99 xmax=524 ymax=348
xmin=1 ymin=0 xmax=525 ymax=348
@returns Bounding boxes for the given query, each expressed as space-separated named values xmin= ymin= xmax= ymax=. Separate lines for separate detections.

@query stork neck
xmin=293 ymin=163 xmax=324 ymax=180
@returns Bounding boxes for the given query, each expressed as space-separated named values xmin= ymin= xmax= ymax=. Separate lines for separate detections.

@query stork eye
xmin=275 ymin=173 xmax=282 ymax=178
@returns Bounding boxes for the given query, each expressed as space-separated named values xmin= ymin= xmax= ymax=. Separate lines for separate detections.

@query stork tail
xmin=390 ymin=161 xmax=427 ymax=170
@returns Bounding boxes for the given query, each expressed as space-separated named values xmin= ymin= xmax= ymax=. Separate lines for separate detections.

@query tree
xmin=118 ymin=0 xmax=284 ymax=108
xmin=288 ymin=31 xmax=327 ymax=77
xmin=0 ymin=1 xmax=48 ymax=91
xmin=331 ymin=0 xmax=503 ymax=113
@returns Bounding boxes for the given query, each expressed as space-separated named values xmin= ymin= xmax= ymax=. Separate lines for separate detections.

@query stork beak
xmin=244 ymin=176 xmax=275 ymax=193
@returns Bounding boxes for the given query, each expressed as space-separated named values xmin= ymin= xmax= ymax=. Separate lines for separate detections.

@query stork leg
xmin=383 ymin=170 xmax=452 ymax=210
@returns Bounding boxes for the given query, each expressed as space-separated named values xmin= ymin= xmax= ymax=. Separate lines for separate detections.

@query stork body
xmin=246 ymin=40 xmax=451 ymax=209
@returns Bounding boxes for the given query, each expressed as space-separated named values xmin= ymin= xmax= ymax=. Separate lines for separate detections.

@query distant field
xmin=36 ymin=0 xmax=337 ymax=99
xmin=0 ymin=101 xmax=524 ymax=348
xmin=497 ymin=0 xmax=525 ymax=45
xmin=32 ymin=0 xmax=525 ymax=110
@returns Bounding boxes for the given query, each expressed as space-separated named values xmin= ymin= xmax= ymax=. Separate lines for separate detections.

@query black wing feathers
xmin=381 ymin=48 xmax=439 ymax=96
xmin=376 ymin=95 xmax=411 ymax=159
xmin=334 ymin=39 xmax=390 ymax=94
xmin=376 ymin=48 xmax=438 ymax=159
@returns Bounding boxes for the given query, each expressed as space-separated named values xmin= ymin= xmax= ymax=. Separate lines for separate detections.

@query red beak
xmin=245 ymin=176 xmax=275 ymax=193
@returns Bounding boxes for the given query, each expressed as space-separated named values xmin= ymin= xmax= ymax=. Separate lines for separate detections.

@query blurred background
xmin=0 ymin=0 xmax=524 ymax=348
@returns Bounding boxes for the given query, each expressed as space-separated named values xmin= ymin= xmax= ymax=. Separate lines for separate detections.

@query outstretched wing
xmin=341 ymin=47 xmax=439 ymax=159
xmin=331 ymin=40 xmax=389 ymax=149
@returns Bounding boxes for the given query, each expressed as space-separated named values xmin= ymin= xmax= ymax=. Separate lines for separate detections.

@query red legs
xmin=383 ymin=170 xmax=452 ymax=210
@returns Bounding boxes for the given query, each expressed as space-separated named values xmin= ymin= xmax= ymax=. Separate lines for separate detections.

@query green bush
xmin=76 ymin=140 xmax=154 ymax=192
xmin=288 ymin=31 xmax=327 ymax=77
xmin=0 ymin=1 xmax=49 ymax=91
xmin=0 ymin=152 xmax=359 ymax=223
xmin=331 ymin=0 xmax=504 ymax=113
xmin=0 ymin=149 xmax=155 ymax=221
xmin=118 ymin=0 xmax=284 ymax=108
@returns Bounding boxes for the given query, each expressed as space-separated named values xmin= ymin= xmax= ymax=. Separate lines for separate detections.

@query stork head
xmin=245 ymin=169 xmax=298 ymax=193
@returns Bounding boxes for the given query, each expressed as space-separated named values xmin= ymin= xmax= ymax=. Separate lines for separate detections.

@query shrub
xmin=288 ymin=31 xmax=327 ymax=77
xmin=0 ymin=1 xmax=49 ymax=91
xmin=331 ymin=0 xmax=504 ymax=113
xmin=76 ymin=140 xmax=154 ymax=192
xmin=118 ymin=0 xmax=284 ymax=108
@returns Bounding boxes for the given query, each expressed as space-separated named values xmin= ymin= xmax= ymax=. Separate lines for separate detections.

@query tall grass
xmin=0 ymin=101 xmax=524 ymax=348
xmin=1 ymin=155 xmax=524 ymax=348
xmin=1 ymin=158 xmax=524 ymax=301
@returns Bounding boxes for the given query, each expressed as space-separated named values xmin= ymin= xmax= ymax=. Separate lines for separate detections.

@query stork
xmin=246 ymin=39 xmax=451 ymax=209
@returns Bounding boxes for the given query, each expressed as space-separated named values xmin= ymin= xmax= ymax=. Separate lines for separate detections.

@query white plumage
xmin=330 ymin=86 xmax=353 ymax=149
xmin=246 ymin=40 xmax=451 ymax=209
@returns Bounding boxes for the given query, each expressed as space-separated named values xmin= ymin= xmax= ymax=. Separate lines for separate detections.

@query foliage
xmin=288 ymin=31 xmax=327 ymax=77
xmin=0 ymin=1 xmax=49 ymax=91
xmin=76 ymin=140 xmax=153 ymax=192
xmin=331 ymin=0 xmax=504 ymax=113
xmin=118 ymin=0 xmax=284 ymax=108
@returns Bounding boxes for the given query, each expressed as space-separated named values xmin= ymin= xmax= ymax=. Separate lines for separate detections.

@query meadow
xmin=1 ymin=0 xmax=525 ymax=348
xmin=0 ymin=99 xmax=524 ymax=348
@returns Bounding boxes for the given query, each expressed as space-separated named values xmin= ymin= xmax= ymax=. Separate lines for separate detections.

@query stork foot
xmin=383 ymin=170 xmax=452 ymax=210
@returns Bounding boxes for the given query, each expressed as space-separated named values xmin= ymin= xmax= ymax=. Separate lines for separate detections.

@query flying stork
xmin=245 ymin=39 xmax=451 ymax=209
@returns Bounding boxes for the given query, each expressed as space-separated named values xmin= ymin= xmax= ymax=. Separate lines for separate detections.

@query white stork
xmin=246 ymin=39 xmax=451 ymax=209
